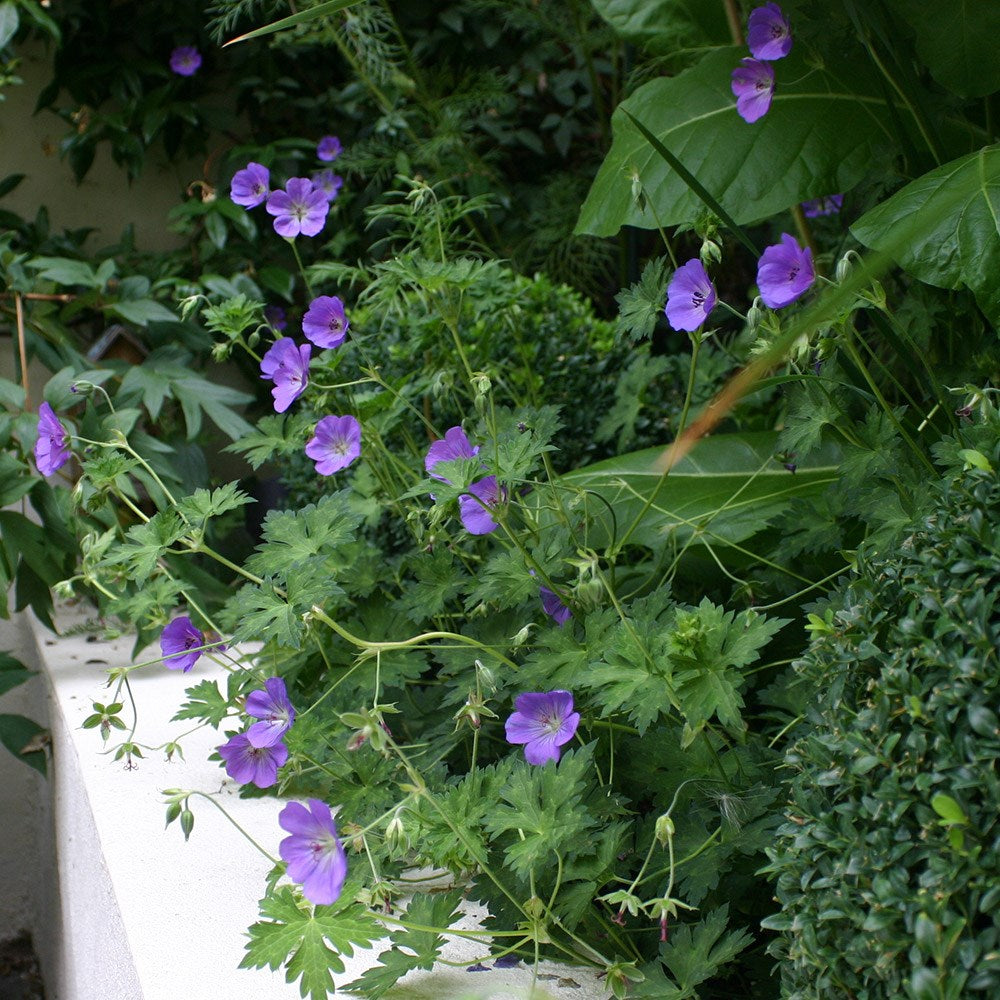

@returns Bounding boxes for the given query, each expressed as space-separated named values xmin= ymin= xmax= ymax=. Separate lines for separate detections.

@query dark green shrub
xmin=764 ymin=452 xmax=1000 ymax=999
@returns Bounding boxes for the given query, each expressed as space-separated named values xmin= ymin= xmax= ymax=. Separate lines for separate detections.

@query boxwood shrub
xmin=764 ymin=459 xmax=1000 ymax=999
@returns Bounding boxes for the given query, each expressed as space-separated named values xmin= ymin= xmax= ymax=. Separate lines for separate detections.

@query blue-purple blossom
xmin=665 ymin=259 xmax=717 ymax=332
xmin=731 ymin=58 xmax=775 ymax=123
xmin=801 ymin=194 xmax=844 ymax=218
xmin=311 ymin=169 xmax=344 ymax=202
xmin=230 ymin=162 xmax=270 ymax=209
xmin=260 ymin=339 xmax=311 ymax=413
xmin=505 ymin=690 xmax=580 ymax=765
xmin=264 ymin=304 xmax=287 ymax=331
xmin=747 ymin=3 xmax=792 ymax=60
xmin=266 ymin=178 xmax=329 ymax=238
xmin=540 ymin=586 xmax=572 ymax=626
xmin=302 ymin=295 xmax=349 ymax=349
xmin=160 ymin=616 xmax=204 ymax=673
xmin=305 ymin=415 xmax=361 ymax=475
xmin=459 ymin=476 xmax=503 ymax=535
xmin=316 ymin=135 xmax=342 ymax=162
xmin=169 ymin=46 xmax=201 ymax=76
xmin=757 ymin=233 xmax=815 ymax=308
xmin=245 ymin=677 xmax=296 ymax=748
xmin=425 ymin=426 xmax=480 ymax=482
xmin=279 ymin=799 xmax=348 ymax=905
xmin=218 ymin=732 xmax=288 ymax=788
xmin=34 ymin=402 xmax=71 ymax=476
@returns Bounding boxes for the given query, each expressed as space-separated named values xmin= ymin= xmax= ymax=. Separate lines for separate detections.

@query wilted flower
xmin=311 ymin=169 xmax=343 ymax=202
xmin=305 ymin=415 xmax=361 ymax=475
xmin=302 ymin=295 xmax=349 ymax=349
xmin=540 ymin=586 xmax=572 ymax=626
xmin=664 ymin=259 xmax=717 ymax=332
xmin=505 ymin=690 xmax=580 ymax=765
xmin=757 ymin=233 xmax=815 ymax=308
xmin=425 ymin=426 xmax=480 ymax=482
xmin=169 ymin=46 xmax=201 ymax=76
xmin=260 ymin=339 xmax=311 ymax=413
xmin=316 ymin=135 xmax=342 ymax=162
xmin=34 ymin=402 xmax=71 ymax=476
xmin=245 ymin=677 xmax=296 ymax=748
xmin=731 ymin=58 xmax=775 ymax=123
xmin=266 ymin=178 xmax=329 ymax=238
xmin=160 ymin=616 xmax=204 ymax=673
xmin=747 ymin=3 xmax=792 ymax=60
xmin=279 ymin=799 xmax=348 ymax=905
xmin=459 ymin=476 xmax=503 ymax=535
xmin=218 ymin=732 xmax=288 ymax=788
xmin=801 ymin=194 xmax=844 ymax=218
xmin=264 ymin=304 xmax=287 ymax=331
xmin=230 ymin=162 xmax=270 ymax=209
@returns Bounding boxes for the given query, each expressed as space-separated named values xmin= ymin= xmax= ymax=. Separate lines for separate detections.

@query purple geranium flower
xmin=160 ymin=616 xmax=204 ymax=673
xmin=302 ymin=295 xmax=349 ymax=349
xmin=505 ymin=690 xmax=580 ymax=765
xmin=459 ymin=476 xmax=503 ymax=535
xmin=34 ymin=402 xmax=71 ymax=476
xmin=425 ymin=426 xmax=480 ymax=482
xmin=279 ymin=799 xmax=348 ymax=905
xmin=316 ymin=135 xmax=342 ymax=162
xmin=264 ymin=304 xmax=287 ymax=331
xmin=757 ymin=233 xmax=815 ymax=308
xmin=801 ymin=194 xmax=844 ymax=218
xmin=665 ymin=259 xmax=717 ymax=332
xmin=540 ymin=586 xmax=572 ymax=626
xmin=305 ymin=415 xmax=361 ymax=475
xmin=747 ymin=3 xmax=792 ymax=60
xmin=260 ymin=339 xmax=311 ymax=413
xmin=731 ymin=58 xmax=775 ymax=124
xmin=245 ymin=677 xmax=296 ymax=748
xmin=218 ymin=732 xmax=288 ymax=788
xmin=311 ymin=169 xmax=344 ymax=202
xmin=230 ymin=162 xmax=270 ymax=209
xmin=266 ymin=178 xmax=329 ymax=238
xmin=169 ymin=46 xmax=201 ymax=77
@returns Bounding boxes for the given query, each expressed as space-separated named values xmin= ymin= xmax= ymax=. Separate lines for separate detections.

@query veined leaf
xmin=576 ymin=48 xmax=902 ymax=237
xmin=556 ymin=430 xmax=841 ymax=552
xmin=884 ymin=0 xmax=1000 ymax=99
xmin=590 ymin=0 xmax=730 ymax=51
xmin=851 ymin=145 xmax=1000 ymax=326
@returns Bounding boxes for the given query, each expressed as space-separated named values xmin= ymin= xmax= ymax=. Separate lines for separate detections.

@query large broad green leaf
xmin=556 ymin=431 xmax=841 ymax=552
xmin=576 ymin=48 xmax=898 ymax=237
xmin=590 ymin=0 xmax=730 ymax=51
xmin=850 ymin=146 xmax=1000 ymax=326
xmin=884 ymin=0 xmax=1000 ymax=99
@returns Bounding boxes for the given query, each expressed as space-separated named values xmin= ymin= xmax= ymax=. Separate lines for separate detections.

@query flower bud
xmin=654 ymin=813 xmax=675 ymax=848
xmin=700 ymin=239 xmax=722 ymax=267
xmin=835 ymin=253 xmax=852 ymax=284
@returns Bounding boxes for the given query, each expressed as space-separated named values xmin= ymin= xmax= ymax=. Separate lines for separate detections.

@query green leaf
xmin=576 ymin=48 xmax=899 ymax=236
xmin=223 ymin=582 xmax=303 ymax=648
xmin=0 ymin=652 xmax=32 ymax=698
xmin=225 ymin=0 xmax=365 ymax=45
xmin=0 ymin=2 xmax=19 ymax=49
xmin=175 ymin=483 xmax=255 ymax=527
xmin=108 ymin=298 xmax=179 ymax=325
xmin=225 ymin=413 xmax=312 ymax=470
xmin=556 ymin=431 xmax=842 ymax=553
xmin=930 ymin=793 xmax=967 ymax=827
xmin=851 ymin=146 xmax=1000 ymax=326
xmin=0 ymin=713 xmax=47 ymax=776
xmin=486 ymin=747 xmax=598 ymax=879
xmin=343 ymin=891 xmax=464 ymax=998
xmin=614 ymin=256 xmax=671 ymax=345
xmin=659 ymin=906 xmax=753 ymax=991
xmin=25 ymin=255 xmax=99 ymax=287
xmin=172 ymin=679 xmax=230 ymax=727
xmin=109 ymin=511 xmax=187 ymax=584
xmin=241 ymin=886 xmax=381 ymax=1000
xmin=590 ymin=0 xmax=729 ymax=50
xmin=884 ymin=0 xmax=1000 ymax=99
